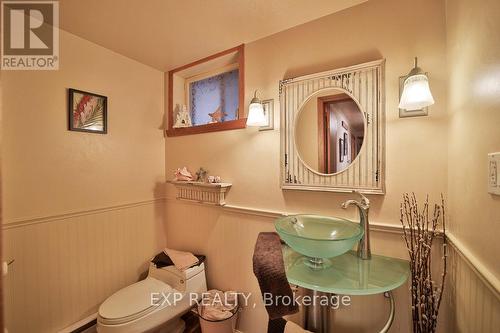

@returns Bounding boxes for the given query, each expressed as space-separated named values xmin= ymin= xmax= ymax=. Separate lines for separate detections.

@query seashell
xmin=174 ymin=167 xmax=193 ymax=181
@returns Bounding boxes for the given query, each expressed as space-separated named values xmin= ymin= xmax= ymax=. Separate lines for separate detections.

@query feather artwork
xmin=73 ymin=94 xmax=104 ymax=130
xmin=208 ymin=107 xmax=227 ymax=123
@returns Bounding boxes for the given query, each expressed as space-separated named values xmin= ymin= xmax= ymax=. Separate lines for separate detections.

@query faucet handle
xmin=352 ymin=190 xmax=370 ymax=206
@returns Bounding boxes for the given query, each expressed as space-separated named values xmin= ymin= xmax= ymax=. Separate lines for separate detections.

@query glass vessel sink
xmin=275 ymin=214 xmax=363 ymax=268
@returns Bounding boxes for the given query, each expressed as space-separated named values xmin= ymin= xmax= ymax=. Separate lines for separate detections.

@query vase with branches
xmin=400 ymin=193 xmax=447 ymax=333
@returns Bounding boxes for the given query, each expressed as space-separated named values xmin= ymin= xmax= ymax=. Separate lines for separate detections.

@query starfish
xmin=195 ymin=167 xmax=208 ymax=182
xmin=208 ymin=107 xmax=227 ymax=123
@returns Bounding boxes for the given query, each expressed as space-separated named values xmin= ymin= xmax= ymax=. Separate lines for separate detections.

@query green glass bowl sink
xmin=275 ymin=214 xmax=363 ymax=268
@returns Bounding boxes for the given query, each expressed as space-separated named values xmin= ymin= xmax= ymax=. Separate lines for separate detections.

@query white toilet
xmin=97 ymin=261 xmax=207 ymax=333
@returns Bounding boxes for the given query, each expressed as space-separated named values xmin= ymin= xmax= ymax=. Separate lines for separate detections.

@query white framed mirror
xmin=280 ymin=60 xmax=385 ymax=194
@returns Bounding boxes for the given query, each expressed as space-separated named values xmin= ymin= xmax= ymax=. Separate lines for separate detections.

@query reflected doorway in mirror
xmin=295 ymin=89 xmax=365 ymax=175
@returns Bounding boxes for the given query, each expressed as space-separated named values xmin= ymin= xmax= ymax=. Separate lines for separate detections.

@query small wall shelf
xmin=168 ymin=181 xmax=232 ymax=206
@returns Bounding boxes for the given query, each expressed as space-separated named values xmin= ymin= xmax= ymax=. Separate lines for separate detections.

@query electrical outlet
xmin=488 ymin=153 xmax=500 ymax=195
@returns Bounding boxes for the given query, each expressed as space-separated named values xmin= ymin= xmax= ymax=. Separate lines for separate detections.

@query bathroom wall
xmin=164 ymin=0 xmax=450 ymax=332
xmin=446 ymin=0 xmax=500 ymax=282
xmin=165 ymin=201 xmax=417 ymax=332
xmin=1 ymin=0 xmax=498 ymax=332
xmin=165 ymin=0 xmax=449 ymax=225
xmin=2 ymin=32 xmax=165 ymax=220
xmin=2 ymin=30 xmax=166 ymax=332
xmin=444 ymin=0 xmax=500 ymax=330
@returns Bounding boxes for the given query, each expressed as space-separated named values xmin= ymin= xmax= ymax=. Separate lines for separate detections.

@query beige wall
xmin=165 ymin=0 xmax=450 ymax=332
xmin=444 ymin=0 xmax=500 ymax=330
xmin=446 ymin=0 xmax=500 ymax=279
xmin=165 ymin=0 xmax=449 ymax=222
xmin=2 ymin=31 xmax=165 ymax=222
xmin=2 ymin=30 xmax=167 ymax=332
xmin=2 ymin=0 xmax=499 ymax=332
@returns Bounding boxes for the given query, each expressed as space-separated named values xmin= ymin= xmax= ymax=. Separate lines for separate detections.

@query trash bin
xmin=193 ymin=290 xmax=239 ymax=333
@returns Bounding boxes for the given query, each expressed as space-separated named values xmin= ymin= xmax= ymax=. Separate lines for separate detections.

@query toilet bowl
xmin=97 ymin=262 xmax=207 ymax=333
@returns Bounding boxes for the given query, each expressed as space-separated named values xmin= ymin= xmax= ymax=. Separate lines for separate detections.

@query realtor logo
xmin=1 ymin=0 xmax=59 ymax=70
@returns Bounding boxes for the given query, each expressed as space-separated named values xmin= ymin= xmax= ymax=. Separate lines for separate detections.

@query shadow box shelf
xmin=168 ymin=181 xmax=232 ymax=206
xmin=166 ymin=44 xmax=246 ymax=137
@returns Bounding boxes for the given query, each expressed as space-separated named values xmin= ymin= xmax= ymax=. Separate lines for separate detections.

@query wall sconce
xmin=246 ymin=90 xmax=267 ymax=126
xmin=399 ymin=57 xmax=435 ymax=117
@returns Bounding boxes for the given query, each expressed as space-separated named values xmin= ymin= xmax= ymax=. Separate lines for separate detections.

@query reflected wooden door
xmin=318 ymin=94 xmax=351 ymax=174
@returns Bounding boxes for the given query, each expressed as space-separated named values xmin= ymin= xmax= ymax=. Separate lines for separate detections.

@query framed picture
xmin=339 ymin=138 xmax=344 ymax=162
xmin=343 ymin=132 xmax=348 ymax=156
xmin=68 ymin=88 xmax=107 ymax=134
xmin=259 ymin=99 xmax=274 ymax=131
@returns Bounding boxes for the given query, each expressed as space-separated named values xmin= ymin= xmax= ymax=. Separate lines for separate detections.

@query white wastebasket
xmin=198 ymin=309 xmax=238 ymax=333
xmin=194 ymin=289 xmax=239 ymax=333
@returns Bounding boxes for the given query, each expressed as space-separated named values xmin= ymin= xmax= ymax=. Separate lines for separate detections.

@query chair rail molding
xmin=166 ymin=198 xmax=499 ymax=298
xmin=3 ymin=197 xmax=167 ymax=229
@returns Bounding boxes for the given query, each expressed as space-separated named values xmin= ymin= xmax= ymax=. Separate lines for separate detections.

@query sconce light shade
xmin=399 ymin=57 xmax=435 ymax=111
xmin=246 ymin=90 xmax=266 ymax=126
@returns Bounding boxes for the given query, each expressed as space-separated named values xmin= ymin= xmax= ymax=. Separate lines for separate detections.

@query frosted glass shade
xmin=399 ymin=74 xmax=435 ymax=111
xmin=246 ymin=102 xmax=266 ymax=126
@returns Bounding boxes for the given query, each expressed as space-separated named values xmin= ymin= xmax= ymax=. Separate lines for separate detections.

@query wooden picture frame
xmin=343 ymin=132 xmax=348 ymax=156
xmin=68 ymin=88 xmax=107 ymax=134
xmin=166 ymin=44 xmax=246 ymax=137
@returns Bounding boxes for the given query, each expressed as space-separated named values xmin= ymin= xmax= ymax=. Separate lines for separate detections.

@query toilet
xmin=97 ymin=261 xmax=207 ymax=333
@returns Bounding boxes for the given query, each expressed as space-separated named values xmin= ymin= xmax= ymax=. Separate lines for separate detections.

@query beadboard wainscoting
xmin=3 ymin=199 xmax=167 ymax=333
xmin=442 ymin=237 xmax=500 ymax=332
xmin=165 ymin=198 xmax=499 ymax=333
xmin=3 ymin=196 xmax=498 ymax=333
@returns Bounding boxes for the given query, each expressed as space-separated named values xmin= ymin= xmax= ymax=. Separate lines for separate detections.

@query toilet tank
xmin=148 ymin=262 xmax=207 ymax=295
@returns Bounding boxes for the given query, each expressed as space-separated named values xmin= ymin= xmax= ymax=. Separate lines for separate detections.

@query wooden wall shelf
xmin=168 ymin=181 xmax=232 ymax=206
xmin=166 ymin=119 xmax=246 ymax=137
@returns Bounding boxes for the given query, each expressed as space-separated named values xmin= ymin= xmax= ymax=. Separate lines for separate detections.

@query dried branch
xmin=399 ymin=193 xmax=447 ymax=333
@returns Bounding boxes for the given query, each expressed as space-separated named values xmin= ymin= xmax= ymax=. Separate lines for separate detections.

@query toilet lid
xmin=99 ymin=277 xmax=173 ymax=324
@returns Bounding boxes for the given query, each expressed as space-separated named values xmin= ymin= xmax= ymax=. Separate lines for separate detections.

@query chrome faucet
xmin=341 ymin=191 xmax=371 ymax=260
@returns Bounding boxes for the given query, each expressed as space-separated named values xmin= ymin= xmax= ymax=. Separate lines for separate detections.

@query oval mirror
xmin=295 ymin=88 xmax=365 ymax=175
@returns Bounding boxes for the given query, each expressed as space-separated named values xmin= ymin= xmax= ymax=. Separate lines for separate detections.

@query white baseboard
xmin=57 ymin=312 xmax=244 ymax=333
xmin=58 ymin=313 xmax=97 ymax=333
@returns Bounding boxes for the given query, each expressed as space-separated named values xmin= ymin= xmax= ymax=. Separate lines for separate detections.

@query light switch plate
xmin=488 ymin=152 xmax=500 ymax=195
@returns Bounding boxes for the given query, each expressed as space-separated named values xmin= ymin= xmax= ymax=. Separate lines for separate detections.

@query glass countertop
xmin=283 ymin=246 xmax=410 ymax=295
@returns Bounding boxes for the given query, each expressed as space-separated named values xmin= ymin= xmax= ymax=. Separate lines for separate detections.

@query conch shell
xmin=174 ymin=167 xmax=193 ymax=181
